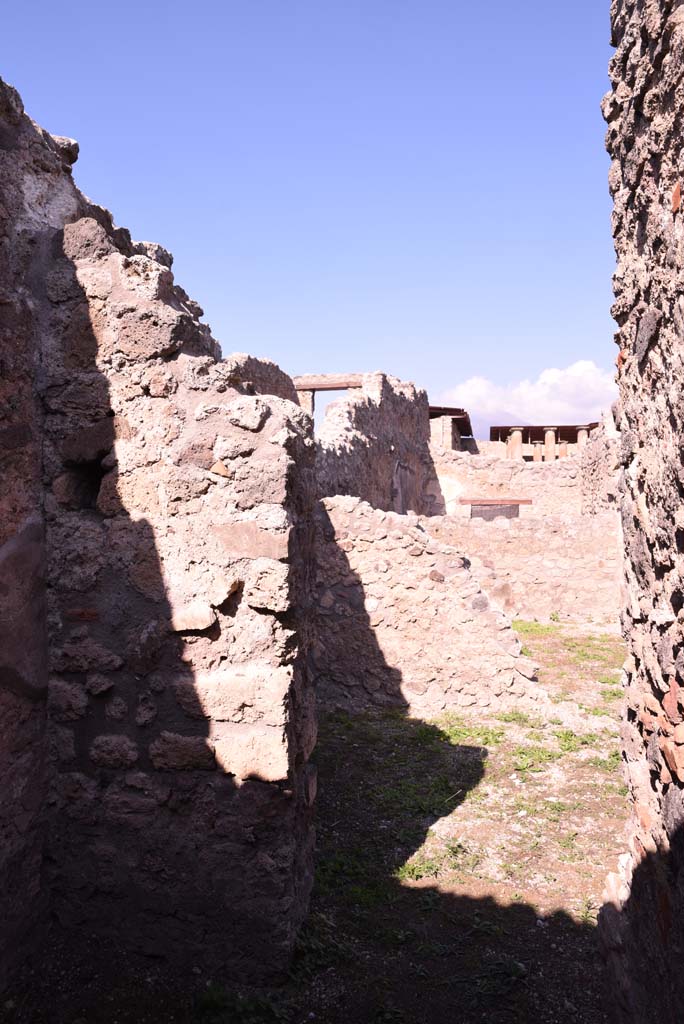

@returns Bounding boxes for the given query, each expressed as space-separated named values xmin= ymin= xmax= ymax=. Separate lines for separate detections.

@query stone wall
xmin=425 ymin=448 xmax=584 ymax=517
xmin=600 ymin=3 xmax=684 ymax=1020
xmin=0 ymin=78 xmax=316 ymax=984
xmin=581 ymin=420 xmax=621 ymax=515
xmin=221 ymin=352 xmax=301 ymax=405
xmin=312 ymin=497 xmax=542 ymax=716
xmin=0 ymin=81 xmax=50 ymax=987
xmin=425 ymin=514 xmax=622 ymax=626
xmin=426 ymin=427 xmax=620 ymax=519
xmin=316 ymin=373 xmax=435 ymax=514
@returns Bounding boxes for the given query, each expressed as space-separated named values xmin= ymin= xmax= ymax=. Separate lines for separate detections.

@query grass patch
xmin=512 ymin=745 xmax=560 ymax=775
xmin=290 ymin=912 xmax=355 ymax=979
xmin=543 ymin=799 xmax=580 ymax=821
xmin=513 ymin=619 xmax=559 ymax=637
xmin=589 ymin=750 xmax=622 ymax=772
xmin=445 ymin=838 xmax=482 ymax=874
xmin=431 ymin=713 xmax=504 ymax=748
xmin=554 ymin=730 xmax=598 ymax=753
xmin=563 ymin=637 xmax=624 ymax=668
xmin=394 ymin=852 xmax=443 ymax=882
xmin=495 ymin=711 xmax=542 ymax=727
xmin=600 ymin=686 xmax=624 ymax=702
xmin=550 ymin=691 xmax=573 ymax=704
xmin=373 ymin=775 xmax=464 ymax=818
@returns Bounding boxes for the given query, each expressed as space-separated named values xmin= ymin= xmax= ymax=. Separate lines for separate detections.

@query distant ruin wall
xmin=0 ymin=78 xmax=316 ymax=984
xmin=426 ymin=449 xmax=584 ymax=517
xmin=316 ymin=373 xmax=434 ymax=514
xmin=426 ymin=427 xmax=620 ymax=519
xmin=425 ymin=514 xmax=622 ymax=626
xmin=600 ymin=4 xmax=684 ymax=1021
xmin=313 ymin=497 xmax=542 ymax=716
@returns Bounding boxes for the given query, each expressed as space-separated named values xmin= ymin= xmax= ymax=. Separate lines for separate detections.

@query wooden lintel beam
xmin=458 ymin=498 xmax=533 ymax=506
xmin=293 ymin=373 xmax=364 ymax=392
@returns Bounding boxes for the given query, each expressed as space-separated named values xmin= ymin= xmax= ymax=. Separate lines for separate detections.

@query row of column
xmin=506 ymin=426 xmax=590 ymax=461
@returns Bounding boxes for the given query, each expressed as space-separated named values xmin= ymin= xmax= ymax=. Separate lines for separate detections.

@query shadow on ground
xmin=281 ymin=709 xmax=608 ymax=1024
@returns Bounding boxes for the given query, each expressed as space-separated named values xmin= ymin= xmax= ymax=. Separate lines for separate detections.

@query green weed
xmin=589 ymin=750 xmax=622 ymax=772
xmin=432 ymin=713 xmax=504 ymax=748
xmin=554 ymin=730 xmax=598 ymax=753
xmin=394 ymin=852 xmax=443 ymax=882
xmin=600 ymin=686 xmax=624 ymax=702
xmin=512 ymin=745 xmax=560 ymax=774
xmin=513 ymin=620 xmax=559 ymax=637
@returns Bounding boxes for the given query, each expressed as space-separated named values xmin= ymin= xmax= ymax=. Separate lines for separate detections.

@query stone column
xmin=532 ymin=442 xmax=543 ymax=463
xmin=507 ymin=427 xmax=524 ymax=460
xmin=558 ymin=441 xmax=569 ymax=459
xmin=299 ymin=390 xmax=315 ymax=417
xmin=544 ymin=427 xmax=557 ymax=462
xmin=577 ymin=426 xmax=589 ymax=449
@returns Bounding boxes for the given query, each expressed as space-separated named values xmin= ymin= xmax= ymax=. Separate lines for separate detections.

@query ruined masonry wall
xmin=580 ymin=421 xmax=621 ymax=515
xmin=600 ymin=3 xmax=684 ymax=1021
xmin=220 ymin=351 xmax=301 ymax=405
xmin=0 ymin=82 xmax=50 ymax=987
xmin=426 ymin=427 xmax=620 ymax=519
xmin=316 ymin=373 xmax=434 ymax=514
xmin=313 ymin=497 xmax=542 ymax=716
xmin=426 ymin=449 xmax=584 ymax=517
xmin=0 ymin=78 xmax=316 ymax=981
xmin=425 ymin=514 xmax=622 ymax=626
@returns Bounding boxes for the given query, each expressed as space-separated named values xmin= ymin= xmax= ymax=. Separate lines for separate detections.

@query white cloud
xmin=439 ymin=360 xmax=618 ymax=438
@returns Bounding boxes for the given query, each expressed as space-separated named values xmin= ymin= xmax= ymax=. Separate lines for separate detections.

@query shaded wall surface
xmin=0 ymin=79 xmax=50 ymax=987
xmin=600 ymin=3 xmax=684 ymax=1020
xmin=315 ymin=373 xmax=435 ymax=514
xmin=0 ymin=78 xmax=316 ymax=984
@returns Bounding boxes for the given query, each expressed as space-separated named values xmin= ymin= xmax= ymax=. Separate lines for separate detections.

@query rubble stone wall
xmin=316 ymin=373 xmax=435 ymax=514
xmin=0 ymin=78 xmax=316 ymax=983
xmin=220 ymin=352 xmax=301 ymax=405
xmin=600 ymin=3 xmax=684 ymax=1020
xmin=424 ymin=514 xmax=622 ymax=626
xmin=313 ymin=497 xmax=542 ymax=716
xmin=580 ymin=421 xmax=621 ymax=515
xmin=0 ymin=81 xmax=50 ymax=987
xmin=426 ymin=428 xmax=620 ymax=519
xmin=425 ymin=449 xmax=585 ymax=517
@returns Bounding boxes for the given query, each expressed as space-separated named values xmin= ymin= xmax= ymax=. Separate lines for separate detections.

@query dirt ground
xmin=2 ymin=620 xmax=627 ymax=1024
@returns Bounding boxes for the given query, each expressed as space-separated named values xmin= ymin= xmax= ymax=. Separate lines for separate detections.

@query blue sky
xmin=4 ymin=1 xmax=618 ymax=427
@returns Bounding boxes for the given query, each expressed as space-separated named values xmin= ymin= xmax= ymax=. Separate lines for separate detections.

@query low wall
xmin=425 ymin=449 xmax=584 ymax=517
xmin=316 ymin=373 xmax=434 ymax=514
xmin=424 ymin=513 xmax=622 ymax=626
xmin=313 ymin=497 xmax=542 ymax=716
xmin=426 ymin=426 xmax=620 ymax=521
